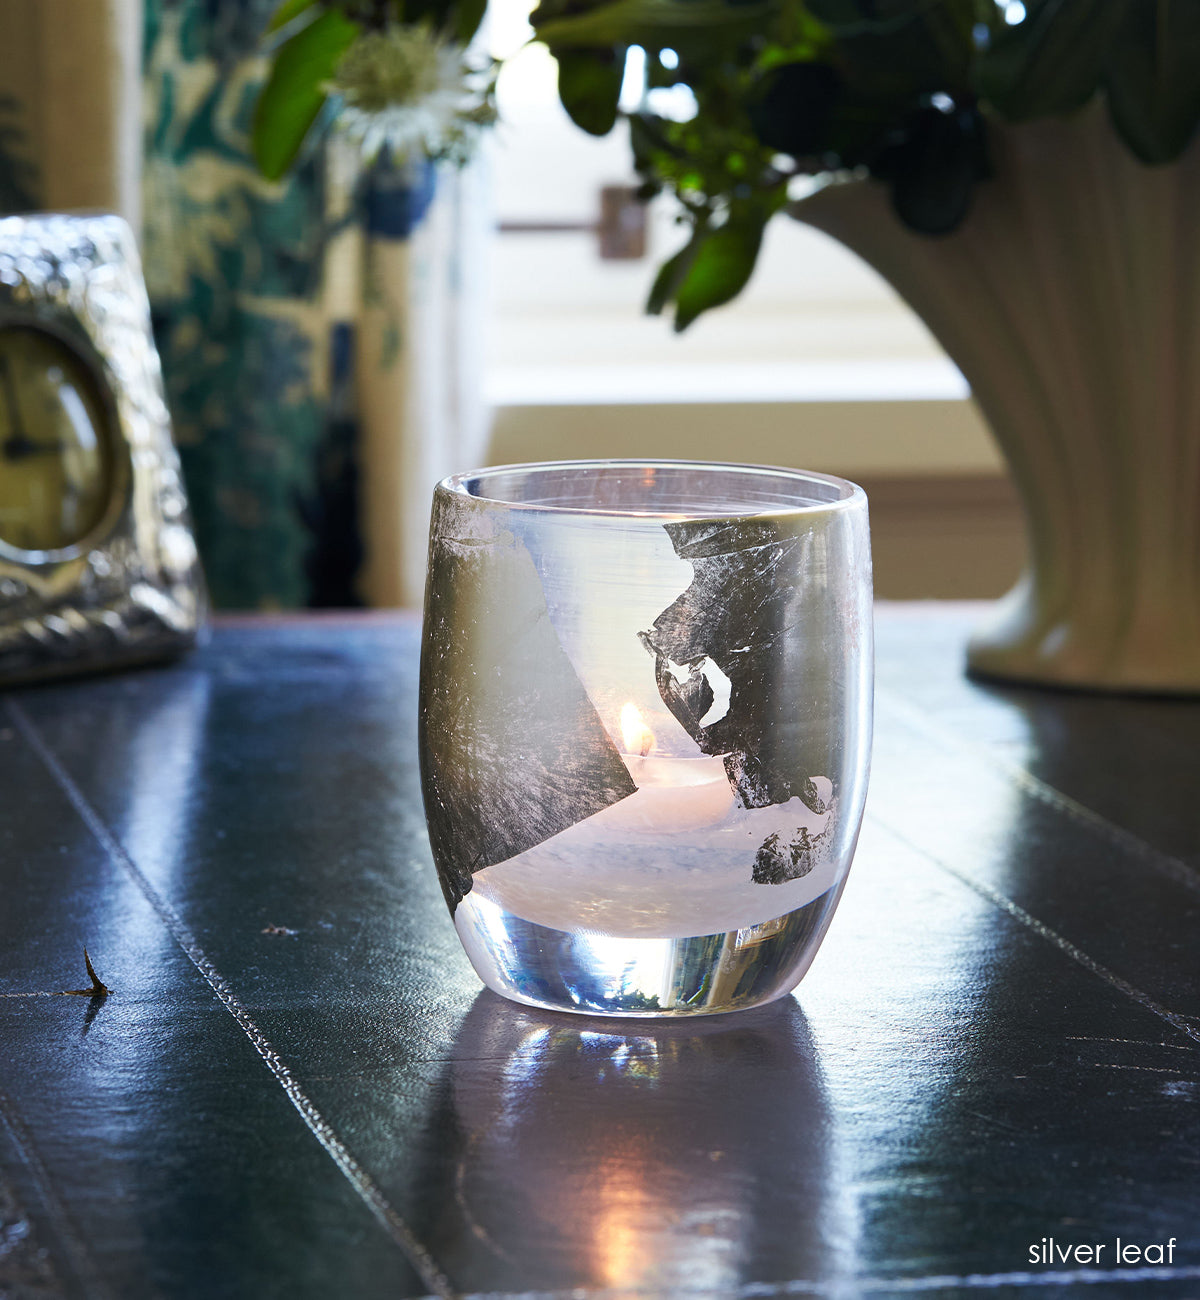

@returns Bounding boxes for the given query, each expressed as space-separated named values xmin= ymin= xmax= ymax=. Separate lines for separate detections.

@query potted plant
xmin=527 ymin=0 xmax=1200 ymax=694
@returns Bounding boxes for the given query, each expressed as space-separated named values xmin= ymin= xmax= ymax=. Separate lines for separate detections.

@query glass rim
xmin=438 ymin=459 xmax=868 ymax=519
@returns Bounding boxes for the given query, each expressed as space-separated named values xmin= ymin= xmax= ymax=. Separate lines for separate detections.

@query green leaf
xmin=646 ymin=235 xmax=700 ymax=314
xmin=974 ymin=0 xmax=1129 ymax=121
xmin=455 ymin=0 xmax=490 ymax=43
xmin=557 ymin=48 xmax=625 ymax=136
xmin=886 ymin=103 xmax=989 ymax=234
xmin=252 ymin=8 xmax=359 ymax=180
xmin=630 ymin=112 xmax=678 ymax=171
xmin=836 ymin=16 xmax=975 ymax=97
xmin=534 ymin=0 xmax=774 ymax=51
xmin=265 ymin=0 xmax=318 ymax=35
xmin=806 ymin=0 xmax=939 ymax=32
xmin=406 ymin=0 xmax=489 ymax=42
xmin=808 ymin=0 xmax=977 ymax=81
xmin=750 ymin=60 xmax=844 ymax=155
xmin=1105 ymin=0 xmax=1200 ymax=163
xmin=797 ymin=0 xmax=974 ymax=97
xmin=672 ymin=203 xmax=771 ymax=330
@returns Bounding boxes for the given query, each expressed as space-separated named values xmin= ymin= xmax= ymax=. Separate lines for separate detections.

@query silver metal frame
xmin=0 ymin=213 xmax=206 ymax=683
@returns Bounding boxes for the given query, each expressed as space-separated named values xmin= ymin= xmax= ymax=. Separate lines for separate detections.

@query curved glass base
xmin=453 ymin=884 xmax=844 ymax=1018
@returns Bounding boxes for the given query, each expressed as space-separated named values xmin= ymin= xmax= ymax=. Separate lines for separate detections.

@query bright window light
xmin=619 ymin=46 xmax=647 ymax=112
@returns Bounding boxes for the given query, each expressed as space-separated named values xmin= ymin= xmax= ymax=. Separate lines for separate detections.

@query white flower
xmin=329 ymin=26 xmax=495 ymax=165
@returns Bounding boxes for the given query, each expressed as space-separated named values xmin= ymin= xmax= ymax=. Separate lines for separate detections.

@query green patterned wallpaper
xmin=143 ymin=0 xmax=358 ymax=608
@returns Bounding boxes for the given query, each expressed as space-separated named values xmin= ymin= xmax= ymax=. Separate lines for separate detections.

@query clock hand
xmin=0 ymin=353 xmax=25 ymax=439
xmin=1 ymin=433 xmax=65 ymax=461
xmin=0 ymin=355 xmax=72 ymax=461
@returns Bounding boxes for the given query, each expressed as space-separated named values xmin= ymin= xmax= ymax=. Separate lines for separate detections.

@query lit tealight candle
xmin=600 ymin=702 xmax=735 ymax=833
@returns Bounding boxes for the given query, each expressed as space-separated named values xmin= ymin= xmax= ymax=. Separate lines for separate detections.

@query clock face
xmin=0 ymin=325 xmax=116 ymax=555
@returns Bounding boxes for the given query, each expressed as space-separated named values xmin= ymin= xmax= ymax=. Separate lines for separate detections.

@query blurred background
xmin=0 ymin=0 xmax=1023 ymax=611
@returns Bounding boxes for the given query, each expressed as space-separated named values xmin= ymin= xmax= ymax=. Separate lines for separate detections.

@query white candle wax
xmin=598 ymin=751 xmax=735 ymax=833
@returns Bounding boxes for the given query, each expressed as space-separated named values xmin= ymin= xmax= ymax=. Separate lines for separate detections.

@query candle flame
xmin=620 ymin=702 xmax=654 ymax=757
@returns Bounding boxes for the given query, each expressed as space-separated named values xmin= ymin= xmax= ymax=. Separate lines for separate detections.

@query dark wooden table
xmin=2 ymin=606 xmax=1198 ymax=1300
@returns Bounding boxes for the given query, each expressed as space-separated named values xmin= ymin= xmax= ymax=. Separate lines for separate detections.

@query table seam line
xmin=867 ymin=812 xmax=1200 ymax=1047
xmin=874 ymin=687 xmax=1200 ymax=898
xmin=5 ymin=697 xmax=458 ymax=1300
xmin=0 ymin=1081 xmax=106 ymax=1300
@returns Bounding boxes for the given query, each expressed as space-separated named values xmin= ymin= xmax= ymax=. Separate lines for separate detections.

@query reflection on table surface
xmin=430 ymin=993 xmax=841 ymax=1294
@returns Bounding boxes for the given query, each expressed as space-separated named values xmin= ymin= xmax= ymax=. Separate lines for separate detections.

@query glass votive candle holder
xmin=419 ymin=460 xmax=872 ymax=1017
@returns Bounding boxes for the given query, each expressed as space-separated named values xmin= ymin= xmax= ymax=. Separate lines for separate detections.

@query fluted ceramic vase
xmin=795 ymin=105 xmax=1200 ymax=694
